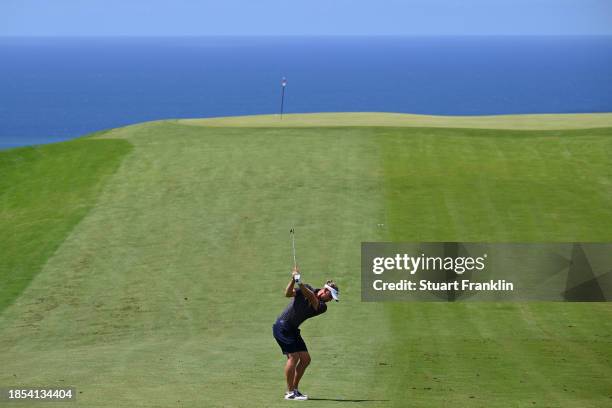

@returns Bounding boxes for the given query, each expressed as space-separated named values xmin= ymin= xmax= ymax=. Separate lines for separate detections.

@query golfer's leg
xmin=292 ymin=351 xmax=311 ymax=390
xmin=285 ymin=353 xmax=299 ymax=391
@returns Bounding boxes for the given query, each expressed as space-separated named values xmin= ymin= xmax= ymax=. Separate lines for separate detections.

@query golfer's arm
xmin=284 ymin=279 xmax=296 ymax=297
xmin=299 ymin=284 xmax=319 ymax=310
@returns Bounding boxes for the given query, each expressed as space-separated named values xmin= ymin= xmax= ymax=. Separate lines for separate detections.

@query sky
xmin=1 ymin=0 xmax=611 ymax=36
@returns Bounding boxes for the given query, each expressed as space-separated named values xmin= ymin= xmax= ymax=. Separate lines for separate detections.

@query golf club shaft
xmin=290 ymin=228 xmax=297 ymax=269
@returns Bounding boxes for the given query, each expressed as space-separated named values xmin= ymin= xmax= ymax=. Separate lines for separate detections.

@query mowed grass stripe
xmin=379 ymin=126 xmax=612 ymax=407
xmin=0 ymin=138 xmax=133 ymax=313
xmin=380 ymin=127 xmax=612 ymax=241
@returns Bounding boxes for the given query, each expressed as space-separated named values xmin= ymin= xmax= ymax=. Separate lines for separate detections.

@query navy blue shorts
xmin=272 ymin=320 xmax=308 ymax=355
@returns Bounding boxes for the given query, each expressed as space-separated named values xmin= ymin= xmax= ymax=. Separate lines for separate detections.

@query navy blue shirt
xmin=276 ymin=284 xmax=327 ymax=329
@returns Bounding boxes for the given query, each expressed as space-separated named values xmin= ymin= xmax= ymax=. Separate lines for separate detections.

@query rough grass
xmin=0 ymin=116 xmax=611 ymax=408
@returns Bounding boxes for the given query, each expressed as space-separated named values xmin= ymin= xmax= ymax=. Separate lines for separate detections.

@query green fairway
xmin=1 ymin=114 xmax=611 ymax=407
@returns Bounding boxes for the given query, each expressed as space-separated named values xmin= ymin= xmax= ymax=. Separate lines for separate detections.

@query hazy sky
xmin=2 ymin=0 xmax=611 ymax=36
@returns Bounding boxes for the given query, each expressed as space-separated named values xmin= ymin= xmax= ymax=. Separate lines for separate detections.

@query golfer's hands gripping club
xmin=292 ymin=267 xmax=301 ymax=286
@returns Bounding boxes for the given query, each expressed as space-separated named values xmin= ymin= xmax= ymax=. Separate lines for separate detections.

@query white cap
xmin=324 ymin=284 xmax=339 ymax=302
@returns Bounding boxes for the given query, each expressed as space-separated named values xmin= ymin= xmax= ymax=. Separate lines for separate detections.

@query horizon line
xmin=2 ymin=34 xmax=612 ymax=38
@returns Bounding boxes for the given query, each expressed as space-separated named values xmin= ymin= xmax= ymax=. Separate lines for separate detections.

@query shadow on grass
xmin=308 ymin=397 xmax=390 ymax=403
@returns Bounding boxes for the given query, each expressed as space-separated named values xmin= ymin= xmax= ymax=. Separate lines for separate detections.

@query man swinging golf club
xmin=273 ymin=266 xmax=339 ymax=400
xmin=273 ymin=229 xmax=340 ymax=400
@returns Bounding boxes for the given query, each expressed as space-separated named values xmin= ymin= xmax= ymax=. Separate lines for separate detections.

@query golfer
xmin=273 ymin=266 xmax=339 ymax=401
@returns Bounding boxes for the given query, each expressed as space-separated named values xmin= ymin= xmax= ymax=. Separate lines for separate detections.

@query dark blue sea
xmin=1 ymin=36 xmax=612 ymax=149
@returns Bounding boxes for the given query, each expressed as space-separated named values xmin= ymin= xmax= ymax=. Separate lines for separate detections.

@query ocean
xmin=1 ymin=36 xmax=611 ymax=149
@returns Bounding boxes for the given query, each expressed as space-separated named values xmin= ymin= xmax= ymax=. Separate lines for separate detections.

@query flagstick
xmin=280 ymin=77 xmax=287 ymax=119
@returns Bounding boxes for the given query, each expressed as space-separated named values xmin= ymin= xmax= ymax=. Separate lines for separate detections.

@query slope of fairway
xmin=179 ymin=111 xmax=612 ymax=130
xmin=0 ymin=117 xmax=611 ymax=408
xmin=0 ymin=137 xmax=132 ymax=313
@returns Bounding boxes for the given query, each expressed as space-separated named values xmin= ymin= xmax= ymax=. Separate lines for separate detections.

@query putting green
xmin=1 ymin=114 xmax=611 ymax=407
xmin=178 ymin=111 xmax=612 ymax=130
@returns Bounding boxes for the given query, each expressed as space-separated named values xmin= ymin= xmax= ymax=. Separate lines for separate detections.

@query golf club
xmin=290 ymin=228 xmax=297 ymax=269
